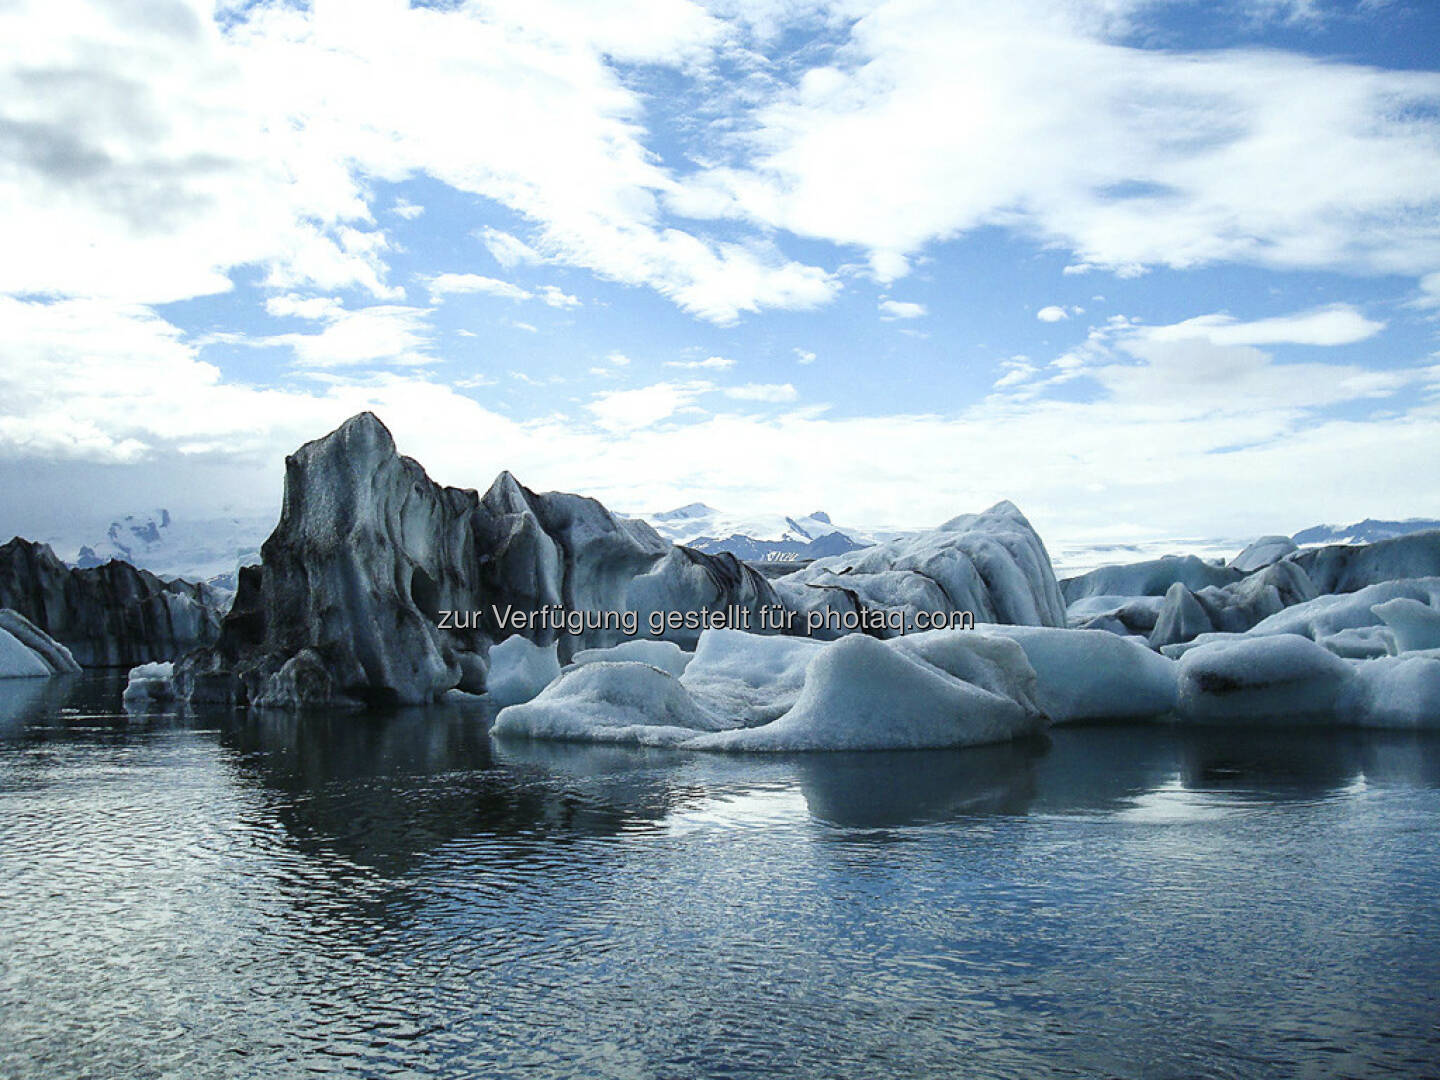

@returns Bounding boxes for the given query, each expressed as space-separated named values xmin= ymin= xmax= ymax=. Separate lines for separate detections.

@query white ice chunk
xmin=1246 ymin=578 xmax=1440 ymax=641
xmin=680 ymin=628 xmax=826 ymax=726
xmin=491 ymin=661 xmax=728 ymax=747
xmin=0 ymin=626 xmax=51 ymax=678
xmin=1176 ymin=634 xmax=1352 ymax=723
xmin=1370 ymin=598 xmax=1440 ymax=654
xmin=484 ymin=636 xmax=562 ymax=706
xmin=978 ymin=625 xmax=1178 ymax=722
xmin=687 ymin=633 xmax=1044 ymax=752
xmin=1317 ymin=626 xmax=1396 ymax=660
xmin=571 ymin=639 xmax=692 ymax=677
xmin=1337 ymin=654 xmax=1440 ymax=729
xmin=0 ymin=610 xmax=80 ymax=676
xmin=123 ymin=661 xmax=176 ymax=704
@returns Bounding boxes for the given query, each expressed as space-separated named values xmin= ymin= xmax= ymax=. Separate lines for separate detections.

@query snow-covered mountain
xmin=43 ymin=508 xmax=271 ymax=590
xmin=1292 ymin=518 xmax=1440 ymax=546
xmin=637 ymin=503 xmax=912 ymax=562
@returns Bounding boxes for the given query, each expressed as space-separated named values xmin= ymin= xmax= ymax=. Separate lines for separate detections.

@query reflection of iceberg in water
xmin=0 ymin=674 xmax=75 ymax=729
xmin=791 ymin=741 xmax=1044 ymax=827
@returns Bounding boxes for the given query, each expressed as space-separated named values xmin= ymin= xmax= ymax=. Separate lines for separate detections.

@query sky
xmin=2 ymin=0 xmax=1439 ymax=550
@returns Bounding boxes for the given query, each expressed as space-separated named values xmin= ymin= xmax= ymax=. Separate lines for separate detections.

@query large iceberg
xmin=168 ymin=414 xmax=1069 ymax=710
xmin=0 ymin=538 xmax=221 ymax=666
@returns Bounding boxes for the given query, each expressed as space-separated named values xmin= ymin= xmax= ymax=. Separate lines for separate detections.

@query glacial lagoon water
xmin=2 ymin=673 xmax=1438 ymax=1079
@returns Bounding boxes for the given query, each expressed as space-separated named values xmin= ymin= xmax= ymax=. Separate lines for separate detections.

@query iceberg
xmin=1292 ymin=530 xmax=1440 ymax=593
xmin=978 ymin=625 xmax=1178 ymax=722
xmin=1176 ymin=634 xmax=1353 ymax=723
xmin=0 ymin=609 xmax=81 ymax=676
xmin=1228 ymin=535 xmax=1299 ymax=572
xmin=776 ymin=500 xmax=1067 ymax=630
xmin=493 ymin=627 xmax=1046 ymax=752
xmin=1061 ymin=554 xmax=1241 ymax=603
xmin=123 ymin=661 xmax=176 ymax=705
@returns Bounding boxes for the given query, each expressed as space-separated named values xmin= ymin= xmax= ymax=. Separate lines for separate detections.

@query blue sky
xmin=2 ymin=0 xmax=1439 ymax=547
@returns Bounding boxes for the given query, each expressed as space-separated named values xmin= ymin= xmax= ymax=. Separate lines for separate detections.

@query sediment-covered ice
xmin=1292 ymin=530 xmax=1440 ymax=593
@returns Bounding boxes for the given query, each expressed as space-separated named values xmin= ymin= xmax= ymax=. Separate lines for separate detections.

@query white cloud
xmin=275 ymin=305 xmax=435 ymax=368
xmin=539 ymin=285 xmax=581 ymax=309
xmin=724 ymin=382 xmax=797 ymax=402
xmin=479 ymin=228 xmax=544 ymax=268
xmin=428 ymin=274 xmax=580 ymax=310
xmin=879 ymin=299 xmax=926 ymax=320
xmin=1144 ymin=304 xmax=1385 ymax=347
xmin=427 ymin=274 xmax=532 ymax=303
xmin=670 ymin=0 xmax=1440 ymax=285
xmin=665 ymin=355 xmax=735 ymax=370
xmin=391 ymin=198 xmax=424 ymax=220
xmin=0 ymin=0 xmax=834 ymax=323
xmin=265 ymin=294 xmax=344 ymax=321
xmin=794 ymin=348 xmax=817 ymax=365
xmin=606 ymin=352 xmax=633 ymax=366
xmin=585 ymin=381 xmax=710 ymax=432
xmin=1036 ymin=305 xmax=1069 ymax=322
xmin=1408 ymin=271 xmax=1440 ymax=311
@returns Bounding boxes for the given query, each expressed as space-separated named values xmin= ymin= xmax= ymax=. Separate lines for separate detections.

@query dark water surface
xmin=2 ymin=673 xmax=1438 ymax=1079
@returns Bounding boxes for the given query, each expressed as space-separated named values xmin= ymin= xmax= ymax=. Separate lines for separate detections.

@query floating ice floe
xmin=492 ymin=627 xmax=1047 ymax=752
xmin=484 ymin=636 xmax=562 ymax=707
xmin=1174 ymin=632 xmax=1440 ymax=729
xmin=123 ymin=661 xmax=176 ymax=705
